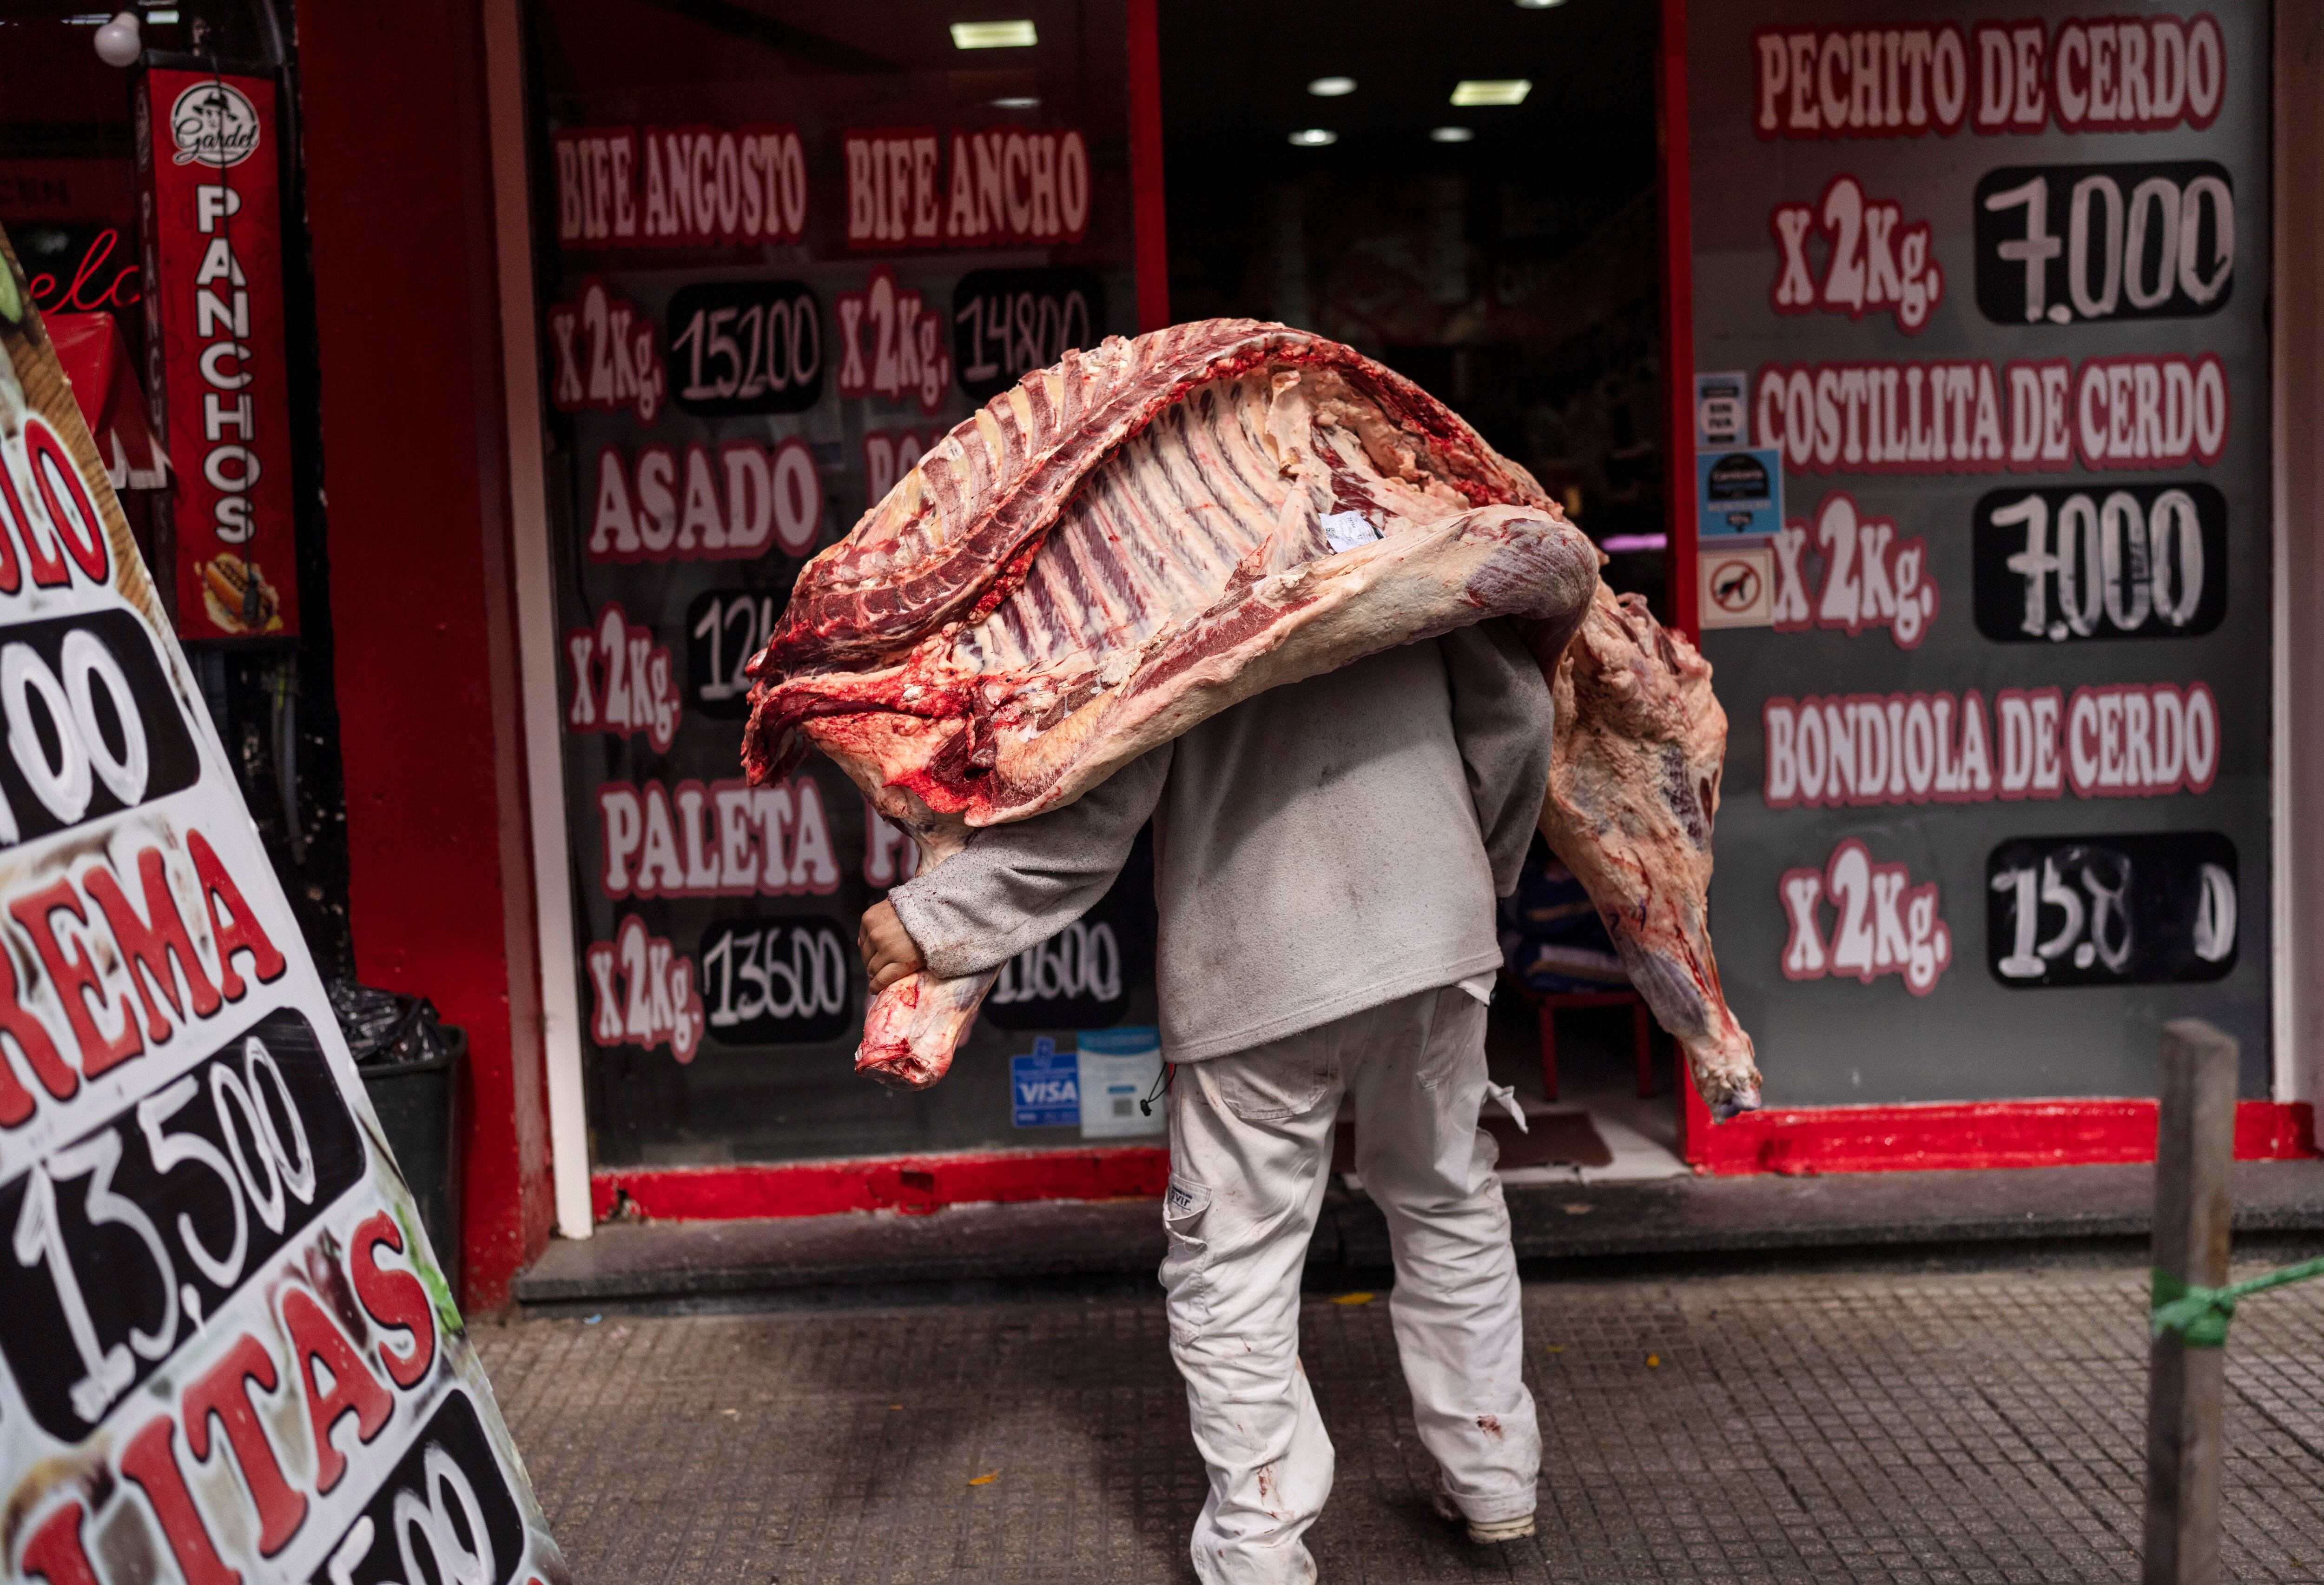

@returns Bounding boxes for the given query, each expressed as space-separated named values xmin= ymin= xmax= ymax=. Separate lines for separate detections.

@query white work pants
xmin=1159 ymin=984 xmax=1540 ymax=1585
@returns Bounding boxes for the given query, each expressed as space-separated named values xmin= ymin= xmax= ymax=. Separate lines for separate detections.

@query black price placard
xmin=698 ymin=913 xmax=855 ymax=1044
xmin=1974 ymin=162 xmax=2234 ymax=326
xmin=1986 ymin=831 xmax=2238 ymax=988
xmin=952 ymin=268 xmax=1104 ymax=404
xmin=667 ymin=280 xmax=825 ymax=416
xmin=0 ymin=608 xmax=199 ymax=849
xmin=980 ymin=849 xmax=1152 ymax=1032
xmin=306 ymin=1390 xmax=526 ymax=1585
xmin=0 ymin=1009 xmax=365 ymax=1441
xmin=1971 ymin=481 xmax=2226 ymax=643
xmin=684 ymin=587 xmax=786 ymax=720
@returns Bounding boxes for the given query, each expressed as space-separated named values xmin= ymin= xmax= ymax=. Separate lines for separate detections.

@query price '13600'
xmin=699 ymin=915 xmax=852 ymax=1044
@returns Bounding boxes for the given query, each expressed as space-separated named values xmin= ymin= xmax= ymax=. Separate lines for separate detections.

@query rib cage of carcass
xmin=743 ymin=319 xmax=1762 ymax=1114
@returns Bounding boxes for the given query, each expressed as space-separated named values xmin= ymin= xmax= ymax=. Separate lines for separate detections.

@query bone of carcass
xmin=1529 ymin=586 xmax=1763 ymax=1114
xmin=742 ymin=318 xmax=1754 ymax=1111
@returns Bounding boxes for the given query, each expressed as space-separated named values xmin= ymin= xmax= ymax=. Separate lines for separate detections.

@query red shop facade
xmin=5 ymin=0 xmax=2320 ymax=1306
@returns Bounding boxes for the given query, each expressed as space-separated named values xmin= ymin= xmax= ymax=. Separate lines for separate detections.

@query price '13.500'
xmin=5 ymin=1022 xmax=352 ymax=1434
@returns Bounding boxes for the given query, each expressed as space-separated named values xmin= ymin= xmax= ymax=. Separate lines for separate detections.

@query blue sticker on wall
xmin=1698 ymin=446 xmax=1783 ymax=538
xmin=1010 ymin=1037 xmax=1081 ymax=1127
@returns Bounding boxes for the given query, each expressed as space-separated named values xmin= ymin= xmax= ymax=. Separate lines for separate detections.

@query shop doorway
xmin=1158 ymin=0 xmax=1685 ymax=1178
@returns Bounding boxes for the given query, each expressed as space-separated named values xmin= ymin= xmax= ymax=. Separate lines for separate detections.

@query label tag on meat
xmin=0 ymin=226 xmax=572 ymax=1585
xmin=1321 ymin=510 xmax=1381 ymax=553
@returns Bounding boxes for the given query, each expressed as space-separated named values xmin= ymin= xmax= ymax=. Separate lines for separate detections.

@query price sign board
xmin=1690 ymin=3 xmax=2272 ymax=1102
xmin=0 ymin=228 xmax=568 ymax=1585
xmin=527 ymin=3 xmax=1151 ymax=1175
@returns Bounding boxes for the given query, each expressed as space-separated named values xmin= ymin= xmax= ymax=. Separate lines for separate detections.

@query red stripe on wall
xmin=1676 ymin=1065 xmax=2315 ymax=1175
xmin=589 ymin=1097 xmax=2315 ymax=1222
xmin=592 ymin=1145 xmax=1172 ymax=1222
xmin=2234 ymin=1101 xmax=2320 ymax=1162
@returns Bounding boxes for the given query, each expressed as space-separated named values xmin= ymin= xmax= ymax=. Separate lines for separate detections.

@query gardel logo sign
xmin=166 ymin=80 xmax=261 ymax=168
xmin=139 ymin=67 xmax=298 ymax=638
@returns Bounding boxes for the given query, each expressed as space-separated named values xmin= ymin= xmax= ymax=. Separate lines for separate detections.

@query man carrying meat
xmin=858 ymin=621 xmax=1553 ymax=1582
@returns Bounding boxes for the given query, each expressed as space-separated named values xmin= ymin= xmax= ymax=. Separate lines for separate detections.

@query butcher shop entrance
xmin=500 ymin=0 xmax=2320 ymax=1240
xmin=1160 ymin=0 xmax=1695 ymax=1184
xmin=505 ymin=0 xmax=1685 ymax=1227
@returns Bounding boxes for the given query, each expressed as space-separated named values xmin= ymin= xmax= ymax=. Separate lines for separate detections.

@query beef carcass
xmin=742 ymin=318 xmax=1758 ymax=1111
xmin=1532 ymin=586 xmax=1762 ymax=1114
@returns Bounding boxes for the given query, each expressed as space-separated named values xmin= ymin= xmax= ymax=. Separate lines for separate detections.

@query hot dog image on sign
xmin=0 ymin=228 xmax=570 ymax=1585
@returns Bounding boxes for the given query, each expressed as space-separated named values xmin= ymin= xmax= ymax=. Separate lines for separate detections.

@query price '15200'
xmin=667 ymin=280 xmax=823 ymax=417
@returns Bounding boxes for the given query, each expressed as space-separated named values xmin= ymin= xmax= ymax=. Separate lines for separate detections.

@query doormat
xmin=1332 ymin=1108 xmax=1613 ymax=1172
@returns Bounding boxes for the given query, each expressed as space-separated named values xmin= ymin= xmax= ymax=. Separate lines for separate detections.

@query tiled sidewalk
xmin=474 ymin=1260 xmax=2324 ymax=1583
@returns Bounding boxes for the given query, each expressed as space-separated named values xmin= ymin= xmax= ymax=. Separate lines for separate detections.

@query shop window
xmin=522 ymin=0 xmax=1150 ymax=1169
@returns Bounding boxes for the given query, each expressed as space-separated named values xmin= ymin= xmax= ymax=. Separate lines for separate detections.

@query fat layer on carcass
xmin=743 ymin=319 xmax=1756 ymax=1110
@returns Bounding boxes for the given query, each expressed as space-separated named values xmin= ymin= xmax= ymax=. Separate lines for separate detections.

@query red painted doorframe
xmin=1656 ymin=0 xmax=1699 ymax=642
xmin=297 ymin=0 xmax=555 ymax=1308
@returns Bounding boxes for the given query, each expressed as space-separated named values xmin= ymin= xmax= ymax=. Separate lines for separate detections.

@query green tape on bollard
xmin=2150 ymin=1255 xmax=2324 ymax=1348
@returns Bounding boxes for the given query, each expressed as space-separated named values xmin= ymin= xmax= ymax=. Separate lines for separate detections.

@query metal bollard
xmin=2141 ymin=1018 xmax=2238 ymax=1585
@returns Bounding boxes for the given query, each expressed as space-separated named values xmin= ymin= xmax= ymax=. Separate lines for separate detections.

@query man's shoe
xmin=1462 ymin=1511 xmax=1538 ymax=1544
xmin=1431 ymin=1480 xmax=1537 ymax=1545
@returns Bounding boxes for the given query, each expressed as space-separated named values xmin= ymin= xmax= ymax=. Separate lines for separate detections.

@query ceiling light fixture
xmin=1450 ymin=79 xmax=1531 ymax=106
xmin=1514 ymin=0 xmax=1568 ymax=9
xmin=1307 ymin=76 xmax=1357 ymax=97
xmin=1430 ymin=126 xmax=1475 ymax=143
xmin=989 ymin=95 xmax=1041 ymax=109
xmin=1287 ymin=128 xmax=1339 ymax=147
xmin=951 ymin=20 xmax=1036 ymax=49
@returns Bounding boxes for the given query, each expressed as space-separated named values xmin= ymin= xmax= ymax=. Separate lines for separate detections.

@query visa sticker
xmin=1010 ymin=1037 xmax=1080 ymax=1127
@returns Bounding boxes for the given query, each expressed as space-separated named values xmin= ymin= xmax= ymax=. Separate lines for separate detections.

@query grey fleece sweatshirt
xmin=888 ymin=620 xmax=1555 ymax=1062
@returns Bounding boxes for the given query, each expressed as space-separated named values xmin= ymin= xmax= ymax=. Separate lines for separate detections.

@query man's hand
xmin=859 ymin=899 xmax=924 ymax=994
